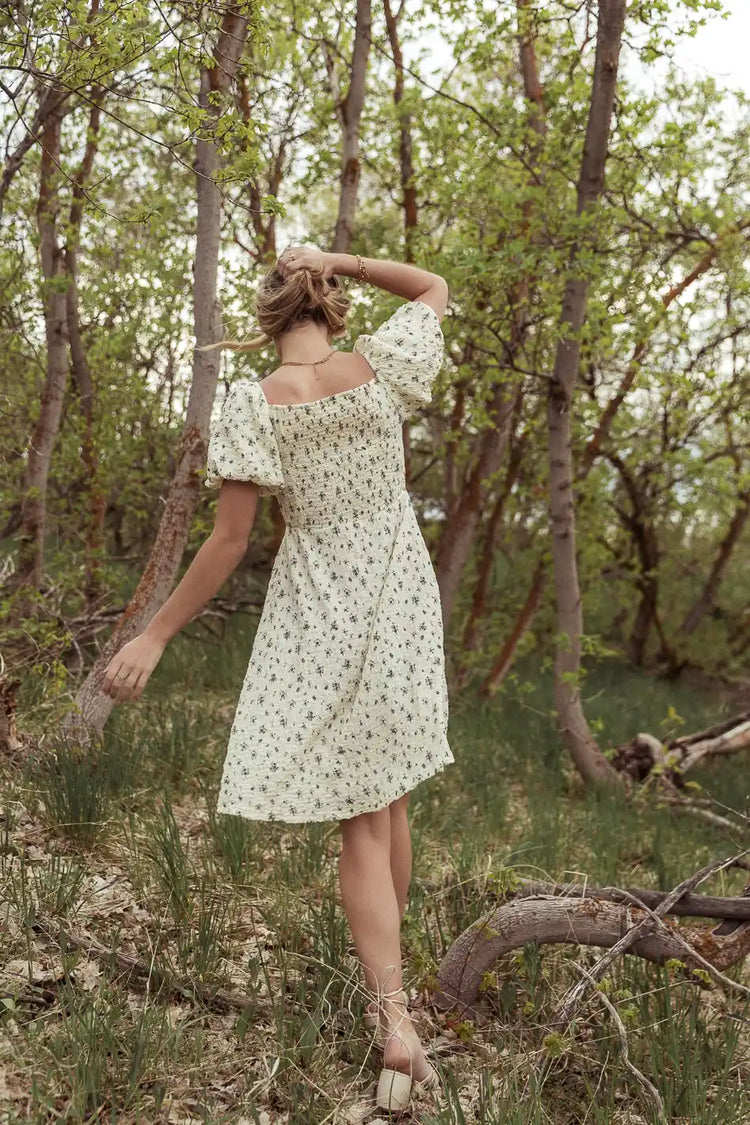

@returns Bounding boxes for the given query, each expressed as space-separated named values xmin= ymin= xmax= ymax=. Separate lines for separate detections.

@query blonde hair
xmin=197 ymin=264 xmax=351 ymax=353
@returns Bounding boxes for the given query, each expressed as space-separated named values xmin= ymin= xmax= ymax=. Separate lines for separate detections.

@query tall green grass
xmin=1 ymin=610 xmax=747 ymax=1123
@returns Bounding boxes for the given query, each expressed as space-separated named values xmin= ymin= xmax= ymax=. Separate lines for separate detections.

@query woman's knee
xmin=338 ymin=804 xmax=391 ymax=849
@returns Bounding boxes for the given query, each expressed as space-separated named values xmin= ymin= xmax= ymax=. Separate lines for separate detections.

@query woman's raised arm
xmin=278 ymin=246 xmax=449 ymax=321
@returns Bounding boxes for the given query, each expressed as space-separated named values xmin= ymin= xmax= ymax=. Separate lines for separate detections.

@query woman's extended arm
xmin=278 ymin=247 xmax=449 ymax=320
xmin=102 ymin=480 xmax=260 ymax=702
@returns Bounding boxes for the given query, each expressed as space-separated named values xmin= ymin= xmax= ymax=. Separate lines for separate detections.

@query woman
xmin=102 ymin=246 xmax=454 ymax=1114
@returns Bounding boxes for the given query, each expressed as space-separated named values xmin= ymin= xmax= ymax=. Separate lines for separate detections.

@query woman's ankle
xmin=378 ymin=994 xmax=417 ymax=1039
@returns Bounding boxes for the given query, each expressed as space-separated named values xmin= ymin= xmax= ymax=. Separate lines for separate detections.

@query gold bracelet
xmin=356 ymin=254 xmax=369 ymax=283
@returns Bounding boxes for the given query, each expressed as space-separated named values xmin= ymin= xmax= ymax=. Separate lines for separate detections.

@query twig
xmin=527 ymin=850 xmax=750 ymax=1102
xmin=39 ymin=922 xmax=255 ymax=1013
xmin=662 ymin=800 xmax=745 ymax=833
xmin=607 ymin=887 xmax=750 ymax=998
xmin=572 ymin=962 xmax=666 ymax=1122
xmin=550 ymin=849 xmax=750 ymax=1030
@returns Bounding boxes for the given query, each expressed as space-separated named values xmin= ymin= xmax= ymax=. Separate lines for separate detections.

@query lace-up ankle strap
xmin=378 ymin=987 xmax=408 ymax=1003
xmin=363 ymin=984 xmax=409 ymax=1012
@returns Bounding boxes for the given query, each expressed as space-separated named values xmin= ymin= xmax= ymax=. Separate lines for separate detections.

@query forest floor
xmin=1 ymin=603 xmax=749 ymax=1124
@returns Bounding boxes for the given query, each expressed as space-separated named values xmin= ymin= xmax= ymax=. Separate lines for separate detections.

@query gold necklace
xmin=279 ymin=350 xmax=336 ymax=382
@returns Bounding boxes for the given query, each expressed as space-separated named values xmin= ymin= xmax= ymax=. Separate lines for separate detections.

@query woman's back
xmin=259 ymin=346 xmax=375 ymax=407
xmin=205 ymin=300 xmax=445 ymax=526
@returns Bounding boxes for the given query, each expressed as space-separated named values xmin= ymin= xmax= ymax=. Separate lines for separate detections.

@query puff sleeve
xmin=204 ymin=379 xmax=284 ymax=496
xmin=353 ymin=300 xmax=444 ymax=421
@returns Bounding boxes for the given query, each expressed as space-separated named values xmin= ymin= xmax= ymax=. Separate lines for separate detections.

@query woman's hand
xmin=277 ymin=245 xmax=334 ymax=279
xmin=102 ymin=632 xmax=166 ymax=702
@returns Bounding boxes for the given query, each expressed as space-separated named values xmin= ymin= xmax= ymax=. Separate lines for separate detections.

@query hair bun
xmin=250 ymin=264 xmax=350 ymax=344
xmin=310 ymin=276 xmax=338 ymax=307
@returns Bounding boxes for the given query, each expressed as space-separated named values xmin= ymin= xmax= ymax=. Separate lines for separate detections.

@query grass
xmin=1 ymin=610 xmax=748 ymax=1124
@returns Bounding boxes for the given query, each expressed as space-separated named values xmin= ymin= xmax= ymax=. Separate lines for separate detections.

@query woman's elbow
xmin=427 ymin=274 xmax=449 ymax=300
xmin=420 ymin=275 xmax=449 ymax=318
xmin=207 ymin=527 xmax=251 ymax=561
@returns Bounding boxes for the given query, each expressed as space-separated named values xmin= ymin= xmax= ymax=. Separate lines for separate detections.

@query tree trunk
xmin=69 ymin=7 xmax=250 ymax=734
xmin=435 ymin=384 xmax=519 ymax=632
xmin=434 ymin=0 xmax=547 ymax=633
xmin=628 ymin=572 xmax=658 ymax=666
xmin=331 ymin=0 xmax=372 ymax=254
xmin=609 ymin=457 xmax=661 ymax=665
xmin=457 ymin=431 xmax=526 ymax=685
xmin=482 ymin=560 xmax=548 ymax=695
xmin=383 ymin=0 xmax=417 ymax=261
xmin=65 ymin=93 xmax=106 ymax=609
xmin=490 ymin=173 xmax=728 ymax=685
xmin=238 ymin=71 xmax=288 ymax=263
xmin=605 ymin=451 xmax=675 ymax=668
xmin=0 ymin=0 xmax=99 ymax=218
xmin=0 ymin=84 xmax=70 ymax=220
xmin=16 ymin=93 xmax=69 ymax=590
xmin=681 ymin=490 xmax=750 ymax=635
xmin=545 ymin=0 xmax=626 ymax=787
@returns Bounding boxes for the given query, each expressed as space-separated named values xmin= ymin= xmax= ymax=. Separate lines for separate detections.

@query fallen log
xmin=422 ymin=875 xmax=750 ymax=923
xmin=612 ymin=709 xmax=750 ymax=785
xmin=434 ymin=860 xmax=750 ymax=1017
xmin=509 ymin=879 xmax=750 ymax=921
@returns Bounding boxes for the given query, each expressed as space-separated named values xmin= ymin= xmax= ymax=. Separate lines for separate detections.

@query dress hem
xmin=215 ymin=749 xmax=455 ymax=825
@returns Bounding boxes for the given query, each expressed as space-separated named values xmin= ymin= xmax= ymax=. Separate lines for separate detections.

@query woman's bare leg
xmin=389 ymin=793 xmax=412 ymax=921
xmin=338 ymin=803 xmax=431 ymax=1078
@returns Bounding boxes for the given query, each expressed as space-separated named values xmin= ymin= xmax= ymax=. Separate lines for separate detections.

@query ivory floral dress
xmin=204 ymin=300 xmax=455 ymax=822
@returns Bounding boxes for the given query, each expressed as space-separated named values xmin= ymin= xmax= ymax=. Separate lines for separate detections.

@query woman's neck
xmin=277 ymin=323 xmax=331 ymax=364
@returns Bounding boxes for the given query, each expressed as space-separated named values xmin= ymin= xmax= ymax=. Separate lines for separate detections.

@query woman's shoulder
xmin=354 ymin=300 xmax=444 ymax=358
xmin=362 ymin=299 xmax=444 ymax=336
xmin=352 ymin=302 xmax=445 ymax=420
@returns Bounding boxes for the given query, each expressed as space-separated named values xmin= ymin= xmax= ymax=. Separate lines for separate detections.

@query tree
xmin=328 ymin=0 xmax=372 ymax=254
xmin=544 ymin=0 xmax=627 ymax=787
xmin=69 ymin=3 xmax=254 ymax=733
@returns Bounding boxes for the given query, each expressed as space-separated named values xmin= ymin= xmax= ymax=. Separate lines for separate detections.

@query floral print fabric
xmin=204 ymin=300 xmax=455 ymax=822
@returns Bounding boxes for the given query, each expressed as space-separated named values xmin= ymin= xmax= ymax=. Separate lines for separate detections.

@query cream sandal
xmin=369 ymin=986 xmax=440 ymax=1115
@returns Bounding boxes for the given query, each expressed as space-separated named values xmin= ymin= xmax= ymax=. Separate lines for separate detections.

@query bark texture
xmin=383 ymin=0 xmax=417 ymax=261
xmin=331 ymin=0 xmax=372 ymax=254
xmin=16 ymin=94 xmax=69 ymax=589
xmin=436 ymin=894 xmax=750 ymax=1016
xmin=545 ymin=0 xmax=626 ymax=786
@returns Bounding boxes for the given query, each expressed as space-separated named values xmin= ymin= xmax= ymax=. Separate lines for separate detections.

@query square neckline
xmin=260 ymin=376 xmax=377 ymax=410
